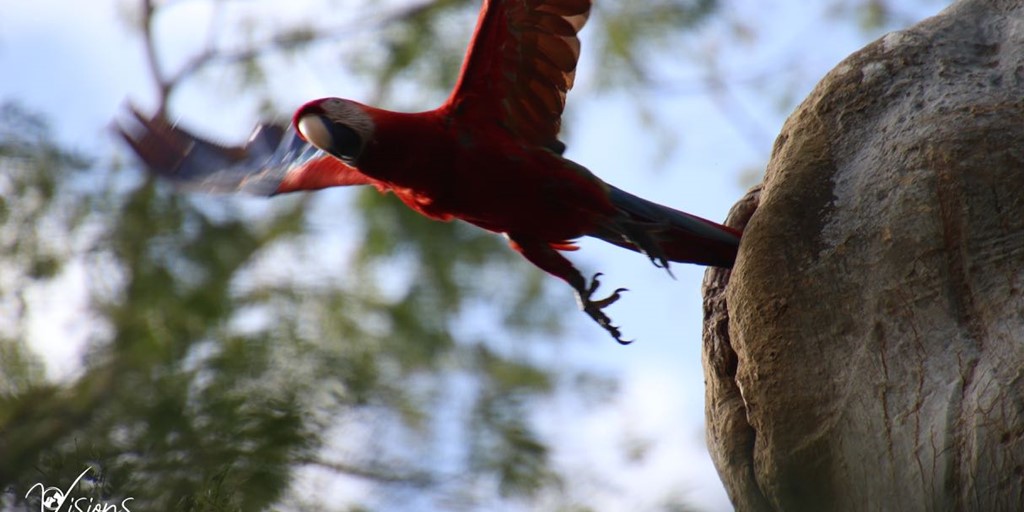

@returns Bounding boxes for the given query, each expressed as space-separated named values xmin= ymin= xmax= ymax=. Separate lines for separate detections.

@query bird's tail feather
xmin=592 ymin=186 xmax=741 ymax=269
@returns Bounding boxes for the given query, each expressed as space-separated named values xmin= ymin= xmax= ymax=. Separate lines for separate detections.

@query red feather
xmin=445 ymin=0 xmax=590 ymax=150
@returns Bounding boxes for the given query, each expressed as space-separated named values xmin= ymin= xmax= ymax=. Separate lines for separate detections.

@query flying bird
xmin=118 ymin=0 xmax=741 ymax=344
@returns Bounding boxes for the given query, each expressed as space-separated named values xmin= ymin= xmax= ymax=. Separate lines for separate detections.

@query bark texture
xmin=703 ymin=1 xmax=1024 ymax=510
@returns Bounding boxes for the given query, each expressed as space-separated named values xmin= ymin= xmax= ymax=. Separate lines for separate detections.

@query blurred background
xmin=0 ymin=0 xmax=944 ymax=510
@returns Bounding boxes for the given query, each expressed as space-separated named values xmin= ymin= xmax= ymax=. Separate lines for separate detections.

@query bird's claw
xmin=575 ymin=272 xmax=633 ymax=345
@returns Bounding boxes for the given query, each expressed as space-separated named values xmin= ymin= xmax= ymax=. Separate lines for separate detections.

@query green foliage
xmin=826 ymin=0 xmax=935 ymax=31
xmin=0 ymin=100 xmax=585 ymax=512
xmin=370 ymin=0 xmax=478 ymax=103
xmin=0 ymin=0 xmax=936 ymax=509
xmin=0 ymin=104 xmax=90 ymax=398
xmin=595 ymin=0 xmax=719 ymax=85
xmin=0 ymin=105 xmax=319 ymax=508
xmin=0 ymin=94 xmax=591 ymax=508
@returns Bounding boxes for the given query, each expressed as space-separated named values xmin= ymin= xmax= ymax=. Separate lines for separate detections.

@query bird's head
xmin=293 ymin=98 xmax=375 ymax=166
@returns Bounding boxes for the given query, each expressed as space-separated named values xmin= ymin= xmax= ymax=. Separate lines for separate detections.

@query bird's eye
xmin=297 ymin=114 xmax=363 ymax=163
xmin=327 ymin=123 xmax=362 ymax=161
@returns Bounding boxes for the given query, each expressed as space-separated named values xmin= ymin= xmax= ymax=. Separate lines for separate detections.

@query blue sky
xmin=0 ymin=0 xmax=944 ymax=509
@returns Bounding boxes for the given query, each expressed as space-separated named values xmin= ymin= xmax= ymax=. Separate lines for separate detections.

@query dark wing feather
xmin=445 ymin=0 xmax=591 ymax=150
xmin=116 ymin=107 xmax=373 ymax=195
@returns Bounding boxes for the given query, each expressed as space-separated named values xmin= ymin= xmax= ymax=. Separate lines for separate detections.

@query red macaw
xmin=118 ymin=0 xmax=741 ymax=344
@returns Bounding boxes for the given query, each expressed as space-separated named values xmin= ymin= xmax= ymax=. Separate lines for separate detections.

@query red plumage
xmin=118 ymin=0 xmax=740 ymax=344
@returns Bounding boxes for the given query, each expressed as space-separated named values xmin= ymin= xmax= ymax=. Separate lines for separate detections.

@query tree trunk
xmin=702 ymin=1 xmax=1024 ymax=510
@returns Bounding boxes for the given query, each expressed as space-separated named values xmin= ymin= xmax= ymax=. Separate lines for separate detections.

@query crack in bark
xmin=935 ymin=157 xmax=986 ymax=512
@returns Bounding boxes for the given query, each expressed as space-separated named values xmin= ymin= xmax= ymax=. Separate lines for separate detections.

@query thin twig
xmin=147 ymin=0 xmax=448 ymax=114
xmin=297 ymin=455 xmax=437 ymax=488
xmin=140 ymin=0 xmax=170 ymax=115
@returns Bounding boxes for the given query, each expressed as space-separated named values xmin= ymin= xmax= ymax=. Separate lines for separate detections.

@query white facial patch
xmin=297 ymin=114 xmax=335 ymax=153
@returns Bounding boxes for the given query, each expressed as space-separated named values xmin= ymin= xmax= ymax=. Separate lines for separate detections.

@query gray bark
xmin=702 ymin=1 xmax=1024 ymax=510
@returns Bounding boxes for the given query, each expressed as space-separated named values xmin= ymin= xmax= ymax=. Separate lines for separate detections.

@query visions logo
xmin=24 ymin=466 xmax=134 ymax=512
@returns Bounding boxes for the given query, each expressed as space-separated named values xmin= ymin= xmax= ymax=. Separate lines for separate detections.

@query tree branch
xmin=296 ymin=455 xmax=438 ymax=488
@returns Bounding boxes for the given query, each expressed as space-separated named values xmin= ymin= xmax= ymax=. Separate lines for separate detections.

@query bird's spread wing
xmin=445 ymin=0 xmax=591 ymax=151
xmin=116 ymin=107 xmax=376 ymax=195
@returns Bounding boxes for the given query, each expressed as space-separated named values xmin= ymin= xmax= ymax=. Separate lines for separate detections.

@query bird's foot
xmin=575 ymin=272 xmax=632 ymax=345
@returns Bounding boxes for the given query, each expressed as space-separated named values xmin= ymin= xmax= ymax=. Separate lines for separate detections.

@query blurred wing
xmin=445 ymin=0 xmax=591 ymax=152
xmin=116 ymin=107 xmax=375 ymax=196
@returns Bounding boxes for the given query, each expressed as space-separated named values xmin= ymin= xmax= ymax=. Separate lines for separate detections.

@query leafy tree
xmin=0 ymin=0 xmax=944 ymax=510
